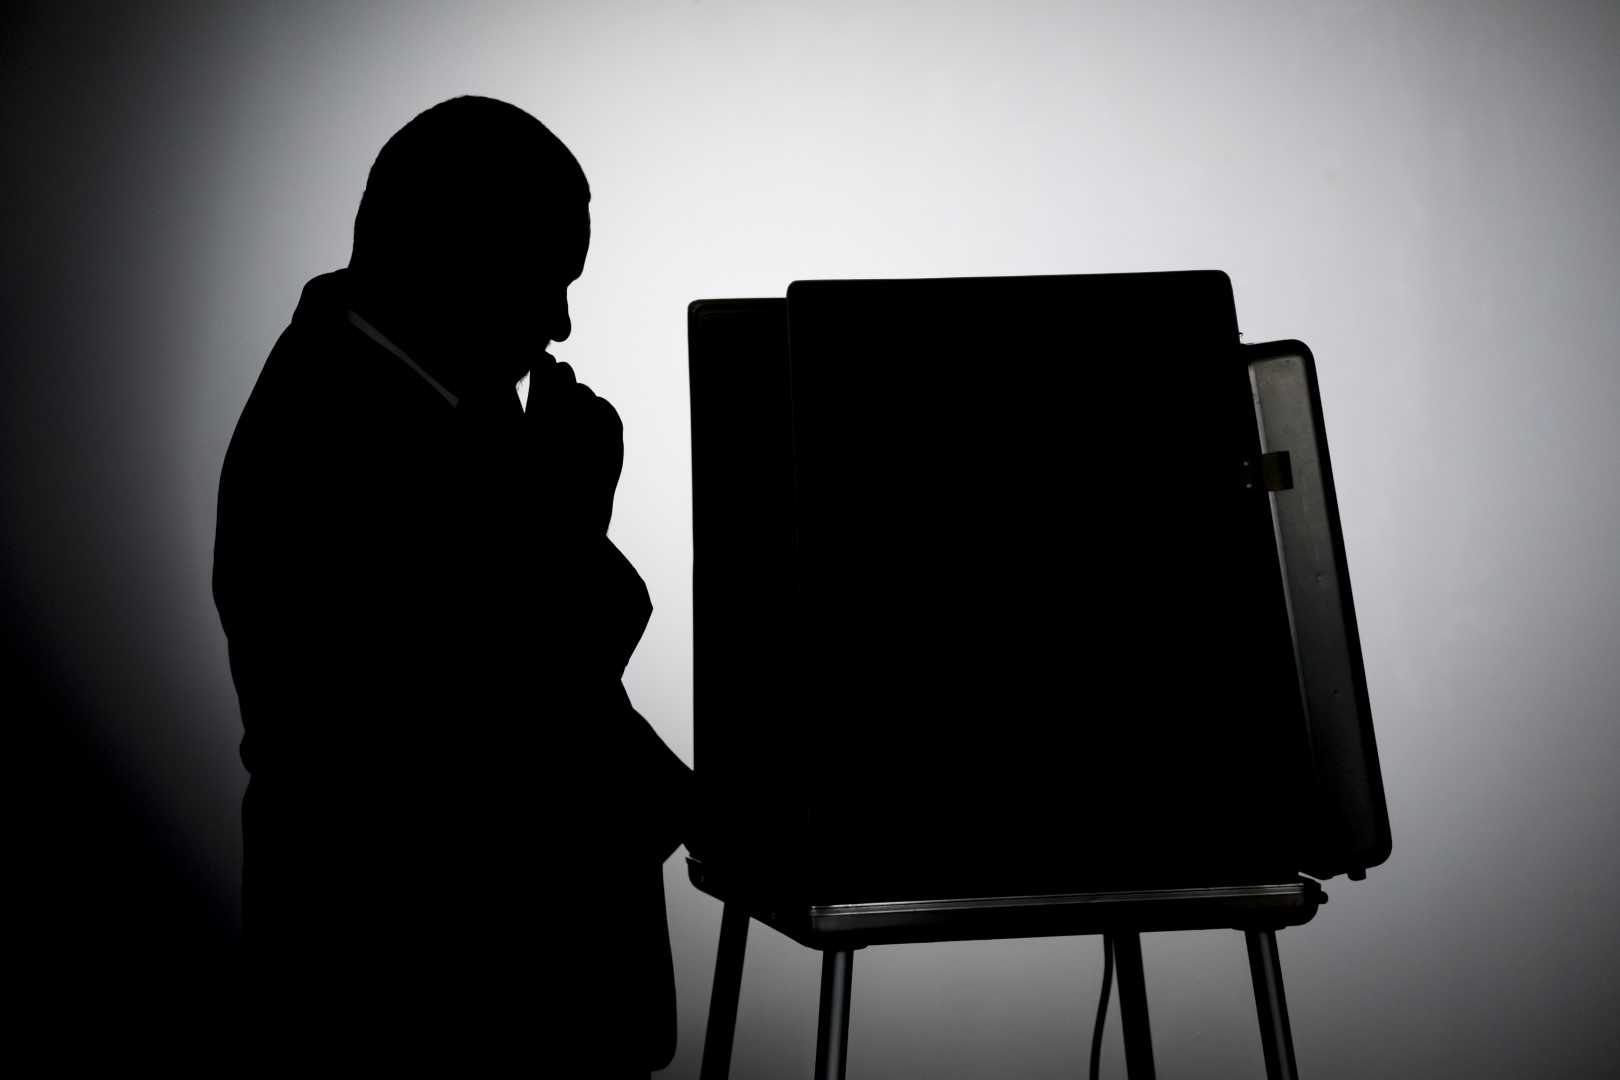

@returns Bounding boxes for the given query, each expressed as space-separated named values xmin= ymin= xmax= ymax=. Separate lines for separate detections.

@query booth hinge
xmin=1242 ymin=450 xmax=1294 ymax=493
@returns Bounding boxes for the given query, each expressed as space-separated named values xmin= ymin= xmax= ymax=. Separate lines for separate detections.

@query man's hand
xmin=528 ymin=357 xmax=623 ymax=537
xmin=526 ymin=357 xmax=649 ymax=682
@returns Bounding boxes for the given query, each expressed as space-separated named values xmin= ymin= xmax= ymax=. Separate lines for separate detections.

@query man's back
xmin=216 ymin=269 xmax=534 ymax=956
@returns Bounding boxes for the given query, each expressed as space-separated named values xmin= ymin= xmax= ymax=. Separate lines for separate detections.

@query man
xmin=214 ymin=97 xmax=688 ymax=1071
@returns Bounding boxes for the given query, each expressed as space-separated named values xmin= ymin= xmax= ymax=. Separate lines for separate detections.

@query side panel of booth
xmin=1246 ymin=341 xmax=1392 ymax=878
xmin=687 ymin=298 xmax=810 ymax=887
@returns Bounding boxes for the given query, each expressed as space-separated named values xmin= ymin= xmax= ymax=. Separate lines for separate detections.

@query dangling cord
xmin=1090 ymin=934 xmax=1115 ymax=1080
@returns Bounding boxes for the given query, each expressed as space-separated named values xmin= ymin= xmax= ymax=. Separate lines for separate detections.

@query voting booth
xmin=685 ymin=272 xmax=1390 ymax=1079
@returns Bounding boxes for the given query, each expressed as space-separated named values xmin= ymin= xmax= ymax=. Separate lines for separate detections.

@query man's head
xmin=350 ymin=96 xmax=590 ymax=391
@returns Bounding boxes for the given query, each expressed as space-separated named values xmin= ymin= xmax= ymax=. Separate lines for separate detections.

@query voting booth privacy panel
xmin=687 ymin=272 xmax=1390 ymax=905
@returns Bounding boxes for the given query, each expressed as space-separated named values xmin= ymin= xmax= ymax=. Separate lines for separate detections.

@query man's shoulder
xmin=243 ymin=271 xmax=435 ymax=426
xmin=276 ymin=269 xmax=388 ymax=396
xmin=222 ymin=272 xmax=409 ymax=489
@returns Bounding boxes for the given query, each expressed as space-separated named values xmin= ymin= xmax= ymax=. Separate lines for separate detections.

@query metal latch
xmin=1242 ymin=450 xmax=1294 ymax=492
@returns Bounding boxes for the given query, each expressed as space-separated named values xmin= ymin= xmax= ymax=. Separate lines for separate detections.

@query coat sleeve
xmin=526 ymin=361 xmax=692 ymax=863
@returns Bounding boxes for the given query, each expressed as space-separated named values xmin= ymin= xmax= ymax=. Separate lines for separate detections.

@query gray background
xmin=4 ymin=1 xmax=1617 ymax=1075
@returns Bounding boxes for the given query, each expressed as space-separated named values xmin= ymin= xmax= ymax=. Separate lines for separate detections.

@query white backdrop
xmin=3 ymin=1 xmax=1617 ymax=1075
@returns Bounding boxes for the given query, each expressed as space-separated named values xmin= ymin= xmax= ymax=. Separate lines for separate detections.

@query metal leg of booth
xmin=1112 ymin=932 xmax=1157 ymax=1080
xmin=814 ymin=948 xmax=855 ymax=1080
xmin=700 ymin=902 xmax=751 ymax=1080
xmin=694 ymin=888 xmax=1305 ymax=1080
xmin=1245 ymin=929 xmax=1298 ymax=1080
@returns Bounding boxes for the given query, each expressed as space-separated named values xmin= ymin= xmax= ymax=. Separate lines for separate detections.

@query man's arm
xmin=523 ymin=358 xmax=691 ymax=860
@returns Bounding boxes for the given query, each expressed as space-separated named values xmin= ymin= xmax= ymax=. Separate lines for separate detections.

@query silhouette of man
xmin=214 ymin=97 xmax=689 ymax=1072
